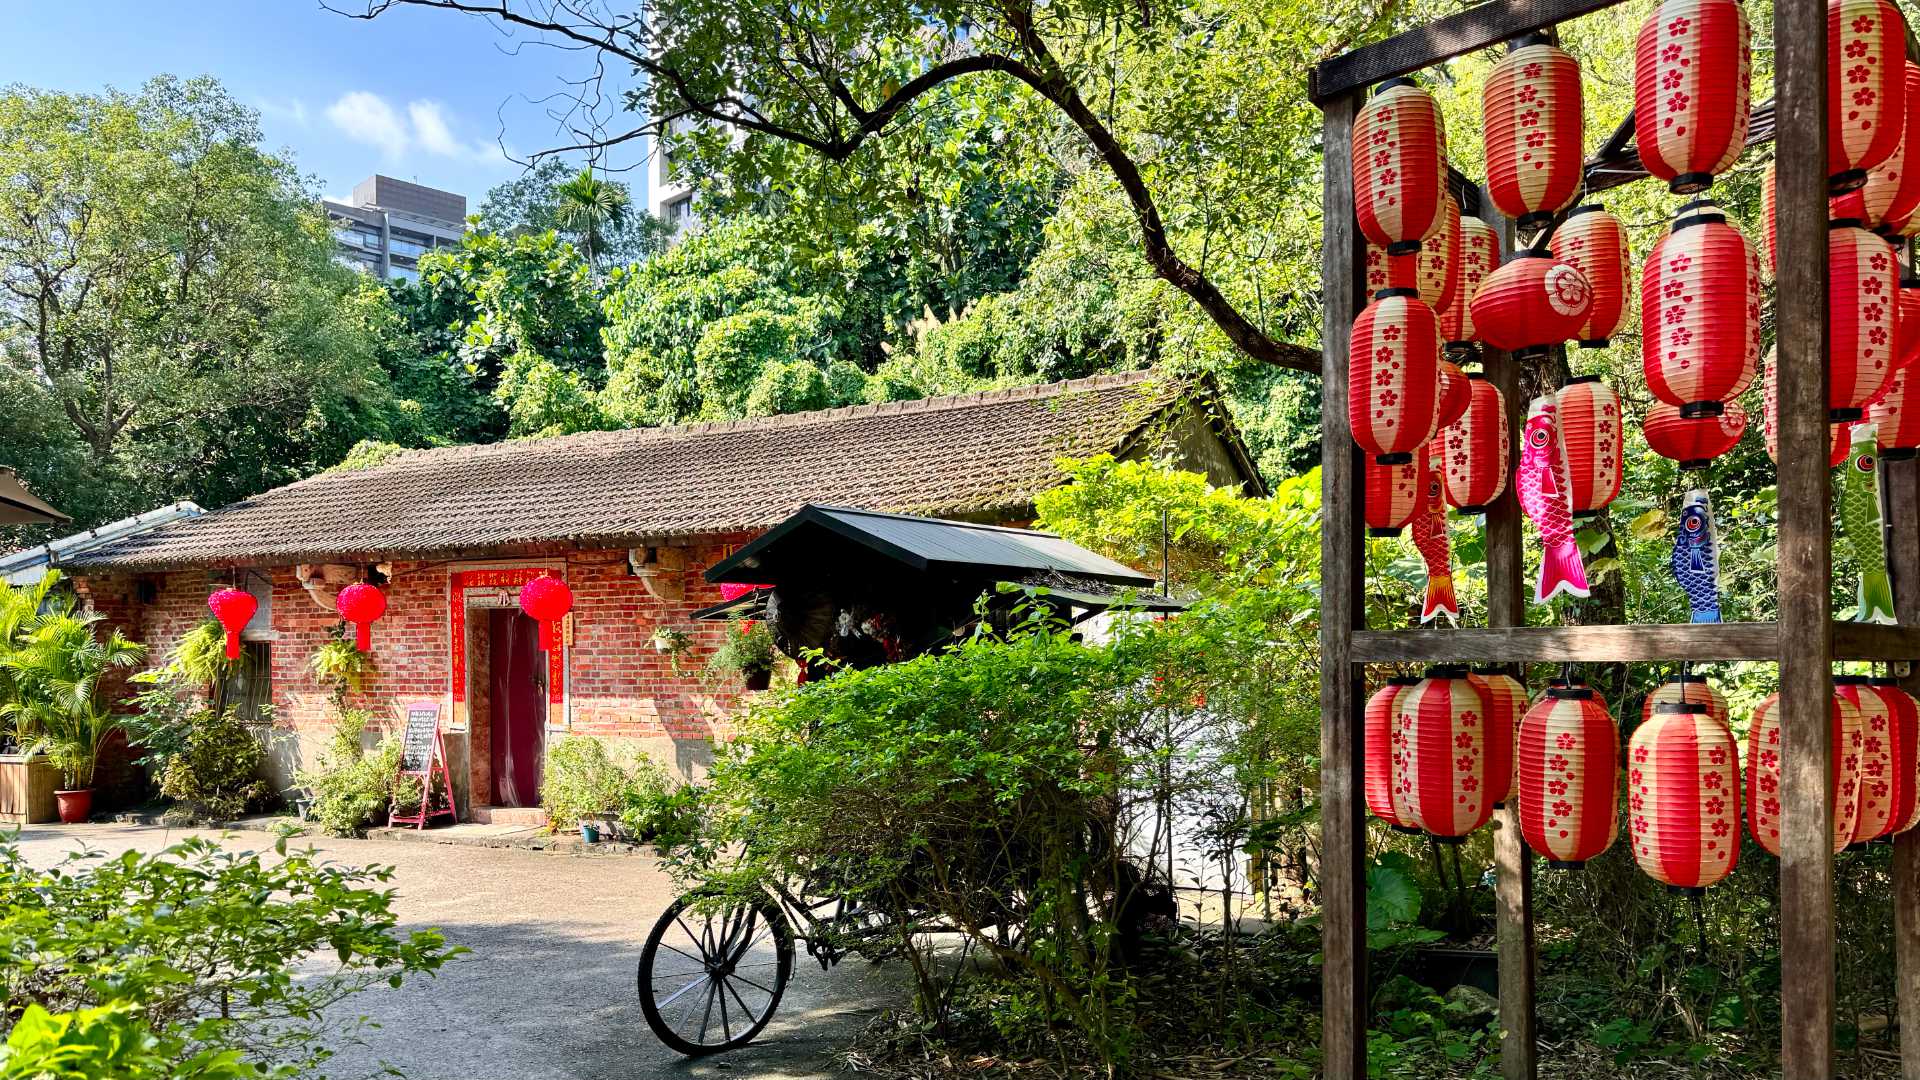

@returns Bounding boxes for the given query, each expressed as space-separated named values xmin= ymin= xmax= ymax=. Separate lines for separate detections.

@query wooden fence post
xmin=1318 ymin=88 xmax=1369 ymax=1080
xmin=1773 ymin=0 xmax=1836 ymax=1071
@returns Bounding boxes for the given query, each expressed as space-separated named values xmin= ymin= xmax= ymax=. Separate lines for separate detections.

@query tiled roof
xmin=63 ymin=370 xmax=1240 ymax=571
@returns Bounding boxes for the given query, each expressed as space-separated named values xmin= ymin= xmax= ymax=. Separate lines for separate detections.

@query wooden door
xmin=488 ymin=609 xmax=546 ymax=807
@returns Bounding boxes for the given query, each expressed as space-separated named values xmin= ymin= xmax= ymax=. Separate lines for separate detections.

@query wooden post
xmin=1318 ymin=88 xmax=1369 ymax=1080
xmin=1887 ymin=453 xmax=1920 ymax=1078
xmin=1478 ymin=197 xmax=1537 ymax=1080
xmin=1773 ymin=0 xmax=1836 ymax=1071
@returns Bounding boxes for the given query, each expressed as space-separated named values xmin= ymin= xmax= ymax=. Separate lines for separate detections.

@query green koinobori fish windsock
xmin=1839 ymin=422 xmax=1897 ymax=624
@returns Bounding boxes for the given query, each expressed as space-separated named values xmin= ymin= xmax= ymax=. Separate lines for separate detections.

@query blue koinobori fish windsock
xmin=1669 ymin=489 xmax=1721 ymax=624
xmin=1839 ymin=422 xmax=1897 ymax=624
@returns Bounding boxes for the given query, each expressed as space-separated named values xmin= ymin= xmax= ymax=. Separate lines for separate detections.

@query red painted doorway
xmin=487 ymin=609 xmax=547 ymax=807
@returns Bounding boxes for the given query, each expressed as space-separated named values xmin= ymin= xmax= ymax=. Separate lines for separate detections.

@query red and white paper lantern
xmin=1484 ymin=38 xmax=1585 ymax=230
xmin=1829 ymin=221 xmax=1900 ymax=419
xmin=1471 ymin=668 xmax=1528 ymax=807
xmin=1763 ymin=355 xmax=1855 ymax=467
xmin=1837 ymin=676 xmax=1897 ymax=843
xmin=1628 ymin=701 xmax=1741 ymax=889
xmin=1646 ymin=400 xmax=1749 ymax=469
xmin=1856 ymin=61 xmax=1920 ymax=231
xmin=1556 ymin=376 xmax=1623 ymax=517
xmin=1746 ymin=690 xmax=1865 ymax=855
xmin=1436 ymin=359 xmax=1471 ymax=429
xmin=1896 ymin=278 xmax=1920 ymax=371
xmin=1549 ymin=206 xmax=1632 ymax=347
xmin=1519 ymin=686 xmax=1621 ymax=867
xmin=1366 ymin=453 xmax=1427 ymax=537
xmin=1351 ymin=290 xmax=1444 ymax=464
xmin=1438 ymin=374 xmax=1509 ymax=513
xmin=1470 ymin=253 xmax=1594 ymax=358
xmin=1354 ymin=79 xmax=1449 ymax=254
xmin=1867 ymin=367 xmax=1920 ymax=458
xmin=1641 ymin=207 xmax=1762 ymax=415
xmin=1642 ymin=672 xmax=1731 ymax=728
xmin=1441 ymin=216 xmax=1503 ymax=351
xmin=1828 ymin=0 xmax=1908 ymax=191
xmin=1415 ymin=195 xmax=1463 ymax=313
xmin=1633 ymin=0 xmax=1753 ymax=193
xmin=1870 ymin=677 xmax=1920 ymax=835
xmin=1394 ymin=667 xmax=1497 ymax=841
xmin=1367 ymin=676 xmax=1424 ymax=832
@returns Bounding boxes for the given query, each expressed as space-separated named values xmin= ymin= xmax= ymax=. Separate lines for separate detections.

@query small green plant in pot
xmin=705 ymin=619 xmax=776 ymax=691
xmin=2 ymin=604 xmax=144 ymax=822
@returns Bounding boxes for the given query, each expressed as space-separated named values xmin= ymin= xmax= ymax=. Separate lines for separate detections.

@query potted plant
xmin=3 ymin=609 xmax=144 ymax=824
xmin=650 ymin=626 xmax=691 ymax=673
xmin=705 ymin=620 xmax=776 ymax=691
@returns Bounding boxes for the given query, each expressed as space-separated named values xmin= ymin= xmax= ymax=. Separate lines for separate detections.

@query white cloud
xmin=257 ymin=97 xmax=309 ymax=127
xmin=408 ymin=100 xmax=463 ymax=157
xmin=326 ymin=91 xmax=409 ymax=160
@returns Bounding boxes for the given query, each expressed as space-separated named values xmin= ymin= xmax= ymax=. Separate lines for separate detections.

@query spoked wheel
xmin=638 ymin=889 xmax=795 ymax=1055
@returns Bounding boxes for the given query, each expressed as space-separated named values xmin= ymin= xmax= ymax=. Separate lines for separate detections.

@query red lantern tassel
xmin=225 ymin=631 xmax=242 ymax=660
xmin=539 ymin=619 xmax=556 ymax=652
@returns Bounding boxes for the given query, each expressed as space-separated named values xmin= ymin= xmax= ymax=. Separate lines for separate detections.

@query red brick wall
xmin=76 ymin=536 xmax=759 ymax=762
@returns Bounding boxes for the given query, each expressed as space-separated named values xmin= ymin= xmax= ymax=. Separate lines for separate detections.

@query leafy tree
xmin=553 ymin=167 xmax=632 ymax=269
xmin=475 ymin=156 xmax=668 ymax=267
xmin=0 ymin=77 xmax=399 ymax=529
xmin=340 ymin=0 xmax=1335 ymax=374
xmin=743 ymin=360 xmax=831 ymax=417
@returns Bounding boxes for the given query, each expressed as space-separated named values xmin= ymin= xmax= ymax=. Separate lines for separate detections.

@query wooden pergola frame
xmin=1310 ymin=1 xmax=1920 ymax=1077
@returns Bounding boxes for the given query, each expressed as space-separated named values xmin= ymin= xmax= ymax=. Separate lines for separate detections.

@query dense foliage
xmin=0 ymin=573 xmax=144 ymax=788
xmin=0 ymin=834 xmax=457 ymax=1077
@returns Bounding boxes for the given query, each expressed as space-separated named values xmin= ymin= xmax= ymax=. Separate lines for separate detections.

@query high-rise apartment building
xmin=325 ymin=175 xmax=468 ymax=281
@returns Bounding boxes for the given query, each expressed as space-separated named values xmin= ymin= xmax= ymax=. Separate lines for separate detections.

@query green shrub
xmin=704 ymin=619 xmax=776 ymax=686
xmin=743 ymin=360 xmax=830 ymax=417
xmin=0 ymin=833 xmax=456 ymax=1075
xmin=296 ymin=711 xmax=415 ymax=837
xmin=156 ymin=707 xmax=271 ymax=822
xmin=619 ymin=777 xmax=699 ymax=845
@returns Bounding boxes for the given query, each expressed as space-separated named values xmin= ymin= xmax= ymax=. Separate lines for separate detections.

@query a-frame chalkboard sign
xmin=390 ymin=700 xmax=457 ymax=829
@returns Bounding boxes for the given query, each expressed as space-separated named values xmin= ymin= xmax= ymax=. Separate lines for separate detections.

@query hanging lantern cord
xmin=1690 ymin=891 xmax=1709 ymax=966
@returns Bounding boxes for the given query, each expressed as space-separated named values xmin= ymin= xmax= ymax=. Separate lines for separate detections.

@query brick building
xmin=57 ymin=371 xmax=1263 ymax=821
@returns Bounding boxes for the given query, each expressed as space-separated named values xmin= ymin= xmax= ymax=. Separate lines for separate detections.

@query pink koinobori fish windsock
xmin=1519 ymin=394 xmax=1591 ymax=604
xmin=1411 ymin=442 xmax=1459 ymax=625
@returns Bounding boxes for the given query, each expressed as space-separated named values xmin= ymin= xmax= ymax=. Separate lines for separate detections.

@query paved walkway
xmin=11 ymin=822 xmax=903 ymax=1080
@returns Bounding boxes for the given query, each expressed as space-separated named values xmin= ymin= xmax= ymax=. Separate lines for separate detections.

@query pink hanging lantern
xmin=334 ymin=582 xmax=386 ymax=653
xmin=207 ymin=588 xmax=257 ymax=661
xmin=518 ymin=573 xmax=574 ymax=652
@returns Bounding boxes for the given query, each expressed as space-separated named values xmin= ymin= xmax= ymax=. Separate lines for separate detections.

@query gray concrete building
xmin=324 ymin=175 xmax=468 ymax=282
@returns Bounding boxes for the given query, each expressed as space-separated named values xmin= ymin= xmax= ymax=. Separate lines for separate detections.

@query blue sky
xmin=2 ymin=1 xmax=648 ymax=208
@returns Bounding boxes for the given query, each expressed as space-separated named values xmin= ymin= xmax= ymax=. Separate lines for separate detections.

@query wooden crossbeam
xmin=1309 ymin=0 xmax=1628 ymax=103
xmin=1349 ymin=622 xmax=1920 ymax=664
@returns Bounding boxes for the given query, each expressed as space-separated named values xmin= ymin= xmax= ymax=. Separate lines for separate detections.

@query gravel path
xmin=11 ymin=822 xmax=904 ymax=1080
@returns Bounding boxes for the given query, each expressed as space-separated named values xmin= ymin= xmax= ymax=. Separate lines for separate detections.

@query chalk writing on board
xmin=399 ymin=703 xmax=439 ymax=772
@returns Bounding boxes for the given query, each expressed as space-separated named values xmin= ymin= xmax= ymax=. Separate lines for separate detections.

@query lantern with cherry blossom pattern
xmin=1350 ymin=290 xmax=1444 ymax=464
xmin=1868 ymin=368 xmax=1920 ymax=458
xmin=1556 ymin=376 xmax=1623 ymax=517
xmin=1642 ymin=672 xmax=1730 ymax=727
xmin=1746 ymin=690 xmax=1865 ymax=855
xmin=1549 ymin=206 xmax=1632 ymax=347
xmin=1366 ymin=676 xmax=1424 ymax=832
xmin=1855 ymin=61 xmax=1920 ymax=231
xmin=1641 ymin=207 xmax=1762 ymax=416
xmin=1354 ymin=79 xmax=1449 ymax=254
xmin=1870 ymin=677 xmax=1920 ymax=835
xmin=1763 ymin=355 xmax=1854 ymax=466
xmin=1393 ymin=666 xmax=1496 ymax=841
xmin=517 ymin=573 xmax=573 ymax=653
xmin=1441 ymin=216 xmax=1502 ymax=352
xmin=1438 ymin=374 xmax=1509 ymax=513
xmin=1483 ymin=37 xmax=1585 ymax=230
xmin=1827 ymin=0 xmax=1908 ymax=192
xmin=1836 ymin=675 xmax=1898 ymax=844
xmin=1414 ymin=194 xmax=1463 ymax=313
xmin=1896 ymin=279 xmax=1920 ymax=371
xmin=207 ymin=588 xmax=257 ymax=661
xmin=1628 ymin=701 xmax=1741 ymax=889
xmin=1518 ymin=686 xmax=1621 ymax=867
xmin=1436 ymin=359 xmax=1471 ymax=430
xmin=334 ymin=582 xmax=385 ymax=653
xmin=1646 ymin=400 xmax=1749 ymax=469
xmin=1471 ymin=668 xmax=1527 ymax=807
xmin=1633 ymin=0 xmax=1753 ymax=194
xmin=1830 ymin=221 xmax=1901 ymax=419
xmin=1366 ymin=453 xmax=1427 ymax=537
xmin=1469 ymin=253 xmax=1594 ymax=358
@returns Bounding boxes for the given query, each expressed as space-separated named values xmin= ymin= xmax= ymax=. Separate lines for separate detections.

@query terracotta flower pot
xmin=54 ymin=788 xmax=92 ymax=824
